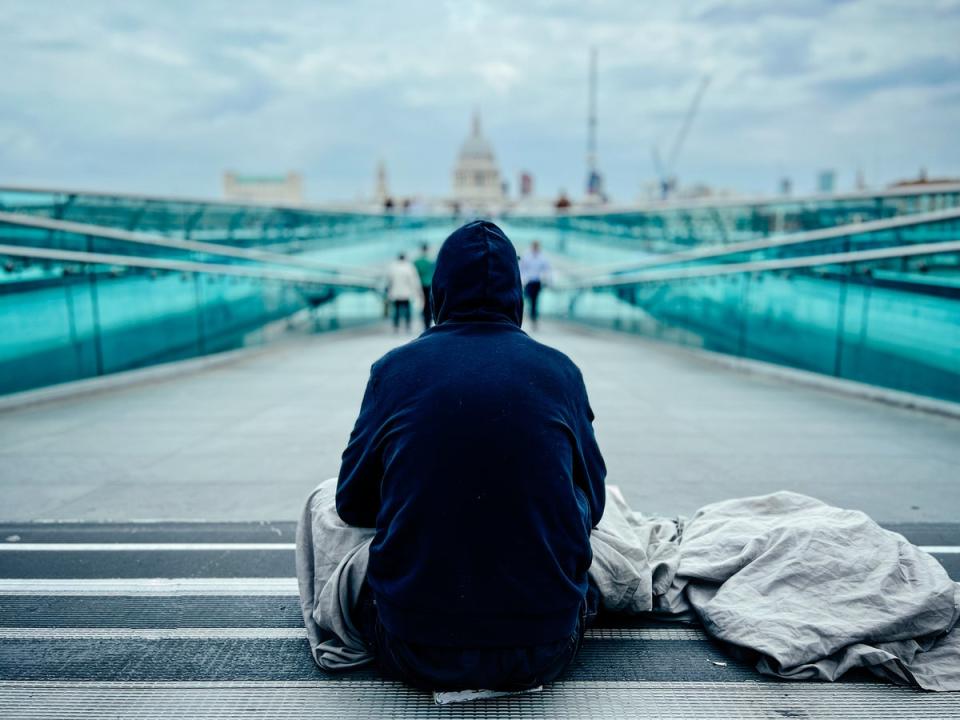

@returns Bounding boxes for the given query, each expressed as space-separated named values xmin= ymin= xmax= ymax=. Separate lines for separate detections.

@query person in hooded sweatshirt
xmin=337 ymin=220 xmax=606 ymax=691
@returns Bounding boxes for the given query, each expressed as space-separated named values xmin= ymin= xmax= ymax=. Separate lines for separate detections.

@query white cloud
xmin=0 ymin=0 xmax=958 ymax=201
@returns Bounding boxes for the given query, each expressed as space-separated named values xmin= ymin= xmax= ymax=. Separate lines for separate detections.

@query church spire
xmin=472 ymin=109 xmax=482 ymax=137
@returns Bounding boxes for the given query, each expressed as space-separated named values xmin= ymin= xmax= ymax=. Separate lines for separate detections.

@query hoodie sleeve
xmin=572 ymin=370 xmax=606 ymax=528
xmin=335 ymin=367 xmax=384 ymax=528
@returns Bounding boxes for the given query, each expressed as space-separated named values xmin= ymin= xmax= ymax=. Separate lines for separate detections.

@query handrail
xmin=567 ymin=240 xmax=960 ymax=288
xmin=568 ymin=207 xmax=960 ymax=284
xmin=0 ymin=183 xmax=369 ymax=216
xmin=0 ymin=211 xmax=382 ymax=279
xmin=0 ymin=244 xmax=380 ymax=289
xmin=4 ymin=181 xmax=960 ymax=220
xmin=510 ymin=182 xmax=960 ymax=218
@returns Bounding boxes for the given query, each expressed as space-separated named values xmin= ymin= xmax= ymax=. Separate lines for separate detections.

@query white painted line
xmin=919 ymin=546 xmax=960 ymax=554
xmin=0 ymin=578 xmax=299 ymax=596
xmin=0 ymin=627 xmax=705 ymax=642
xmin=0 ymin=628 xmax=306 ymax=640
xmin=0 ymin=543 xmax=296 ymax=552
xmin=1 ymin=542 xmax=956 ymax=554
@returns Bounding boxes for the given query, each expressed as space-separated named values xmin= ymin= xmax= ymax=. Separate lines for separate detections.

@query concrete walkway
xmin=1 ymin=322 xmax=958 ymax=522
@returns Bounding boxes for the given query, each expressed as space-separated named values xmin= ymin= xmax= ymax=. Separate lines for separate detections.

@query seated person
xmin=336 ymin=220 xmax=606 ymax=691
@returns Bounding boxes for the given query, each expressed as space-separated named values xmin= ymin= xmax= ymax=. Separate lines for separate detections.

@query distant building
xmin=586 ymin=170 xmax=604 ymax=200
xmin=855 ymin=168 xmax=866 ymax=191
xmin=452 ymin=111 xmax=505 ymax=206
xmin=817 ymin=170 xmax=836 ymax=194
xmin=519 ymin=172 xmax=534 ymax=198
xmin=223 ymin=172 xmax=304 ymax=204
xmin=889 ymin=168 xmax=960 ymax=188
xmin=375 ymin=161 xmax=389 ymax=203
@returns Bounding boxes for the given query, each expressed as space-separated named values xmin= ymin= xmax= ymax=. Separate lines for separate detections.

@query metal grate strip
xmin=0 ymin=627 xmax=706 ymax=642
xmin=1 ymin=680 xmax=955 ymax=720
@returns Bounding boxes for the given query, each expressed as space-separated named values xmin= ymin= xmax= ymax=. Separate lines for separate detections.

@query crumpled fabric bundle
xmin=296 ymin=480 xmax=960 ymax=690
xmin=664 ymin=491 xmax=960 ymax=692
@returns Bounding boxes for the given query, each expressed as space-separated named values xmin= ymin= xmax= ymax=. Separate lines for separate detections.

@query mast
xmin=587 ymin=47 xmax=598 ymax=196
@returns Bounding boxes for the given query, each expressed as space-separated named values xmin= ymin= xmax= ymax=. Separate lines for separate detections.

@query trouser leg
xmin=391 ymin=301 xmax=400 ymax=329
xmin=398 ymin=300 xmax=411 ymax=329
xmin=421 ymin=286 xmax=432 ymax=329
xmin=525 ymin=281 xmax=542 ymax=323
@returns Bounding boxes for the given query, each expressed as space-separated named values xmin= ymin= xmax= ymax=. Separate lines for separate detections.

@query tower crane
xmin=652 ymin=75 xmax=711 ymax=199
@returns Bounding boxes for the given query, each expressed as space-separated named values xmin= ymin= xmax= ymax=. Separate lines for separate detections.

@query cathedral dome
xmin=452 ymin=111 xmax=504 ymax=204
xmin=458 ymin=114 xmax=496 ymax=160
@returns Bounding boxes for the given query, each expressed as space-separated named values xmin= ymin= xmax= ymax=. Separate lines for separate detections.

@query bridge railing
xmin=507 ymin=183 xmax=960 ymax=253
xmin=0 ymin=212 xmax=380 ymax=282
xmin=0 ymin=185 xmax=449 ymax=247
xmin=551 ymin=237 xmax=960 ymax=404
xmin=0 ymin=245 xmax=382 ymax=396
xmin=564 ymin=208 xmax=960 ymax=281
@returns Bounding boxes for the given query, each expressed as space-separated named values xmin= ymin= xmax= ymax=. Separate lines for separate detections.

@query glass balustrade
xmin=547 ymin=246 xmax=960 ymax=403
xmin=3 ymin=186 xmax=958 ymax=404
xmin=0 ymin=252 xmax=381 ymax=395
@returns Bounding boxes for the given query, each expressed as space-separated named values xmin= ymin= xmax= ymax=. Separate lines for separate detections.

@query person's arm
xmin=572 ymin=370 xmax=606 ymax=527
xmin=336 ymin=367 xmax=385 ymax=528
xmin=540 ymin=255 xmax=553 ymax=287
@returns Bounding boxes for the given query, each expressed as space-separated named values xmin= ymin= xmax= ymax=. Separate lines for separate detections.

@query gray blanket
xmin=296 ymin=480 xmax=960 ymax=691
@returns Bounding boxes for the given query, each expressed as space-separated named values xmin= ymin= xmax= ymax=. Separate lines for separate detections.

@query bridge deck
xmin=1 ymin=322 xmax=959 ymax=717
xmin=2 ymin=321 xmax=959 ymax=522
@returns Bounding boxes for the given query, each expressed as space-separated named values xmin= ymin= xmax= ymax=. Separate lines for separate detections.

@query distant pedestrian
xmin=413 ymin=243 xmax=436 ymax=329
xmin=519 ymin=240 xmax=551 ymax=328
xmin=386 ymin=253 xmax=421 ymax=332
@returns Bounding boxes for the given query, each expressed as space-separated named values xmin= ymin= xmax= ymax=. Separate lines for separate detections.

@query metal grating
xmin=0 ymin=596 xmax=303 ymax=628
xmin=2 ymin=681 xmax=957 ymax=720
xmin=0 ymin=627 xmax=706 ymax=642
xmin=0 ymin=638 xmax=756 ymax=683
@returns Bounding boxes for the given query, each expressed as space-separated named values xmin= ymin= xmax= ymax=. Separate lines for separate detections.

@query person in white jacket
xmin=385 ymin=253 xmax=422 ymax=332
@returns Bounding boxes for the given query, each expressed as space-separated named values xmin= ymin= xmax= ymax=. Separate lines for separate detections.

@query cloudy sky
xmin=2 ymin=0 xmax=959 ymax=203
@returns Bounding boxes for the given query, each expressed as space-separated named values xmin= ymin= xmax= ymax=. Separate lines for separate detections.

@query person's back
xmin=412 ymin=244 xmax=436 ymax=329
xmin=386 ymin=256 xmax=419 ymax=301
xmin=337 ymin=221 xmax=606 ymax=690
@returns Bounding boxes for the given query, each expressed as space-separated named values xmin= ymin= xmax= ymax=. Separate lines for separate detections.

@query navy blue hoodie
xmin=336 ymin=220 xmax=606 ymax=648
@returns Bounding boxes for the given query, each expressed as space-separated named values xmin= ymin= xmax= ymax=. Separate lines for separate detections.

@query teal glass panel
xmin=0 ymin=255 xmax=383 ymax=396
xmin=560 ymin=254 xmax=960 ymax=403
xmin=0 ymin=271 xmax=98 ymax=392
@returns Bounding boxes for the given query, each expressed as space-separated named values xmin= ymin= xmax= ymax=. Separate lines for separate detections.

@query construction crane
xmin=652 ymin=75 xmax=711 ymax=200
xmin=585 ymin=47 xmax=604 ymax=201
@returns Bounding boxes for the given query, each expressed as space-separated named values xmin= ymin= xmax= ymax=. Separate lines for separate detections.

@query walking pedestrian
xmin=519 ymin=240 xmax=551 ymax=328
xmin=385 ymin=253 xmax=421 ymax=333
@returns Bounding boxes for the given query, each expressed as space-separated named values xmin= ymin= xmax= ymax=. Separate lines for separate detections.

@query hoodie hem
xmin=375 ymin=594 xmax=581 ymax=648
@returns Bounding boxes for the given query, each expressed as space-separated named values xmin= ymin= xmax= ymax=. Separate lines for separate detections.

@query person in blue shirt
xmin=337 ymin=220 xmax=606 ymax=691
xmin=519 ymin=240 xmax=551 ymax=328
